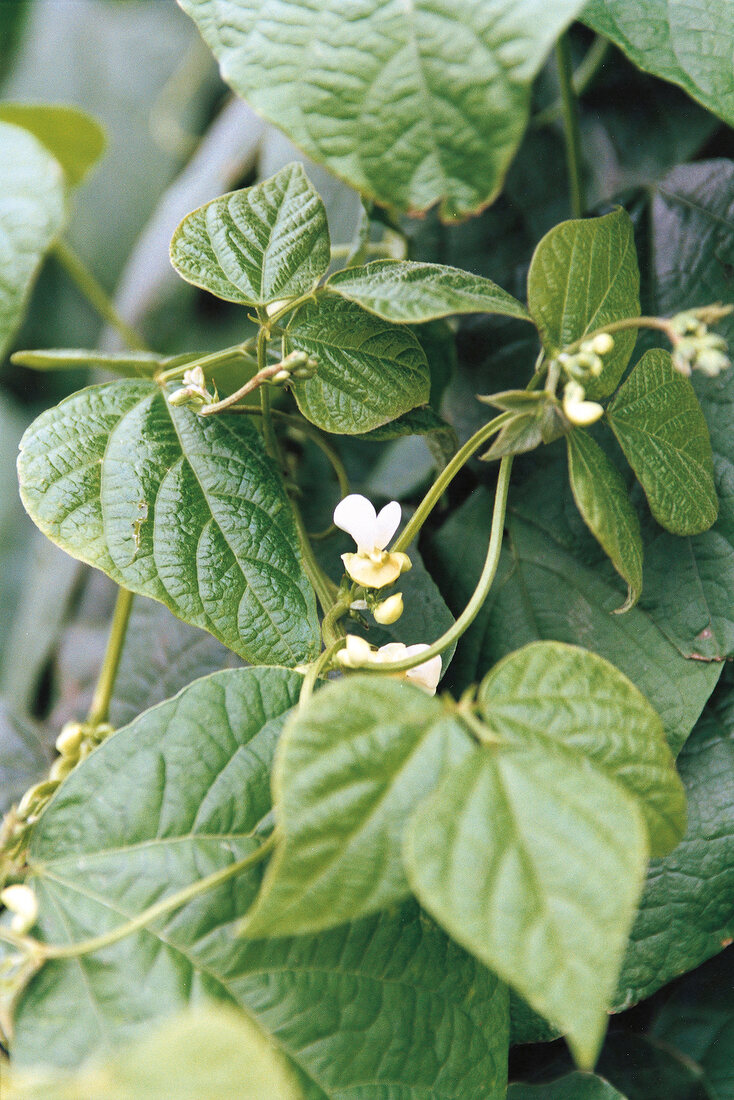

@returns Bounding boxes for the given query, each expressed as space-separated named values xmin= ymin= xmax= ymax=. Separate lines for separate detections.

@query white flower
xmin=334 ymin=494 xmax=411 ymax=588
xmin=1 ymin=884 xmax=38 ymax=934
xmin=563 ymin=381 xmax=604 ymax=427
xmin=336 ymin=635 xmax=442 ymax=694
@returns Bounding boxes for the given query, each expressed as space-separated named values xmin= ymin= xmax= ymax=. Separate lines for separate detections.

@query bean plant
xmin=0 ymin=1 xmax=733 ymax=1097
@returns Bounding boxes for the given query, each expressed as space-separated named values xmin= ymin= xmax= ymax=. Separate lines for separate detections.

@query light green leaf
xmin=169 ymin=163 xmax=330 ymax=306
xmin=405 ymin=739 xmax=649 ymax=1069
xmin=583 ymin=0 xmax=734 ymax=127
xmin=429 ymin=484 xmax=721 ymax=755
xmin=241 ymin=676 xmax=474 ymax=938
xmin=178 ymin=0 xmax=585 ymax=220
xmin=327 ymin=260 xmax=530 ymax=323
xmin=527 ymin=209 xmax=640 ymax=398
xmin=17 ymin=379 xmax=319 ymax=666
xmin=8 ymin=1004 xmax=305 ymax=1100
xmin=11 ymin=347 xmax=164 ymax=377
xmin=566 ymin=429 xmax=643 ymax=611
xmin=607 ymin=348 xmax=718 ymax=536
xmin=13 ymin=668 xmax=509 ymax=1098
xmin=286 ymin=295 xmax=430 ymax=433
xmin=0 ymin=103 xmax=105 ymax=187
xmin=0 ymin=120 xmax=65 ymax=359
xmin=508 ymin=1073 xmax=627 ymax=1099
xmin=477 ymin=641 xmax=686 ymax=858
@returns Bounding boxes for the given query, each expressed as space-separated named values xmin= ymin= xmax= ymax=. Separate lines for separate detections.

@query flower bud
xmin=55 ymin=721 xmax=84 ymax=758
xmin=336 ymin=634 xmax=374 ymax=668
xmin=563 ymin=381 xmax=604 ymax=426
xmin=1 ymin=884 xmax=38 ymax=934
xmin=271 ymin=369 xmax=291 ymax=384
xmin=394 ymin=552 xmax=412 ymax=575
xmin=590 ymin=333 xmax=614 ymax=356
xmin=373 ymin=593 xmax=403 ymax=625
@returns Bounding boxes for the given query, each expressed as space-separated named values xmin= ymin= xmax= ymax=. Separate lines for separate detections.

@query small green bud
xmin=373 ymin=592 xmax=404 ymax=625
xmin=55 ymin=721 xmax=84 ymax=758
xmin=271 ymin=369 xmax=291 ymax=384
xmin=49 ymin=756 xmax=75 ymax=783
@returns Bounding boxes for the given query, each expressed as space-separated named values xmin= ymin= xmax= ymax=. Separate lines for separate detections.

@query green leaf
xmin=17 ymin=379 xmax=319 ymax=666
xmin=178 ymin=0 xmax=585 ymax=220
xmin=429 ymin=484 xmax=721 ymax=755
xmin=14 ymin=668 xmax=509 ymax=1098
xmin=595 ymin=1034 xmax=710 ymax=1100
xmin=405 ymin=739 xmax=649 ymax=1068
xmin=0 ymin=103 xmax=105 ymax=187
xmin=11 ymin=348 xmax=164 ymax=377
xmin=241 ymin=676 xmax=474 ymax=938
xmin=478 ymin=641 xmax=686 ymax=857
xmin=286 ymin=296 xmax=431 ymax=434
xmin=170 ymin=163 xmax=330 ymax=306
xmin=326 ymin=260 xmax=530 ymax=323
xmin=508 ymin=1073 xmax=627 ymax=1099
xmin=8 ymin=1004 xmax=306 ymax=1100
xmin=0 ymin=120 xmax=65 ymax=359
xmin=0 ymin=700 xmax=52 ymax=815
xmin=583 ymin=0 xmax=734 ymax=128
xmin=527 ymin=209 xmax=640 ymax=398
xmin=607 ymin=349 xmax=718 ymax=536
xmin=566 ymin=429 xmax=643 ymax=611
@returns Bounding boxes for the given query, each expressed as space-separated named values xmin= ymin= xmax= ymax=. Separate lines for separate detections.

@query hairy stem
xmin=86 ymin=586 xmax=134 ymax=728
xmin=556 ymin=33 xmax=585 ymax=219
xmin=53 ymin=239 xmax=148 ymax=352
xmin=299 ymin=639 xmax=345 ymax=706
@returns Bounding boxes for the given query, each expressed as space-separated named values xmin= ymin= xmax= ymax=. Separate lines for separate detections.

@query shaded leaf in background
xmin=607 ymin=349 xmax=717 ymax=537
xmin=508 ymin=1072 xmax=627 ymax=1099
xmin=286 ymin=295 xmax=430 ymax=433
xmin=242 ymin=677 xmax=473 ymax=938
xmin=14 ymin=667 xmax=509 ymax=1099
xmin=527 ymin=209 xmax=640 ymax=398
xmin=179 ymin=0 xmax=585 ymax=219
xmin=0 ymin=103 xmax=105 ymax=187
xmin=0 ymin=700 xmax=53 ymax=815
xmin=18 ymin=380 xmax=319 ymax=666
xmin=170 ymin=163 xmax=330 ymax=306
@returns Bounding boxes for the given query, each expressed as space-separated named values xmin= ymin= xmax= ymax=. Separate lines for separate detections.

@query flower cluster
xmin=167 ymin=365 xmax=217 ymax=408
xmin=670 ymin=311 xmax=731 ymax=377
xmin=336 ymin=635 xmax=442 ymax=694
xmin=557 ymin=333 xmax=614 ymax=427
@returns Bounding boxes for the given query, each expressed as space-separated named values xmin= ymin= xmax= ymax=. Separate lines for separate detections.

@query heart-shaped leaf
xmin=327 ymin=260 xmax=530 ymax=323
xmin=170 ymin=163 xmax=330 ymax=306
xmin=527 ymin=209 xmax=640 ymax=398
xmin=607 ymin=348 xmax=718 ymax=536
xmin=17 ymin=379 xmax=319 ymax=665
xmin=566 ymin=428 xmax=643 ymax=611
xmin=287 ymin=295 xmax=430 ymax=433
xmin=178 ymin=0 xmax=585 ymax=219
xmin=241 ymin=676 xmax=474 ymax=938
xmin=0 ymin=103 xmax=105 ymax=187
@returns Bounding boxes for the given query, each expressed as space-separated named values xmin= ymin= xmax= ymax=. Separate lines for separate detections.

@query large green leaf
xmin=527 ymin=209 xmax=640 ymax=398
xmin=8 ymin=1005 xmax=306 ymax=1100
xmin=169 ymin=164 xmax=330 ymax=307
xmin=583 ymin=0 xmax=734 ymax=127
xmin=428 ymin=485 xmax=720 ymax=756
xmin=17 ymin=379 xmax=319 ymax=666
xmin=477 ymin=641 xmax=686 ymax=858
xmin=566 ymin=429 xmax=643 ymax=611
xmin=286 ymin=295 xmax=430 ymax=433
xmin=0 ymin=103 xmax=105 ymax=187
xmin=607 ymin=349 xmax=718 ymax=536
xmin=0 ymin=120 xmax=65 ymax=359
xmin=326 ymin=260 xmax=530 ymax=323
xmin=178 ymin=0 xmax=585 ymax=220
xmin=13 ymin=668 xmax=509 ymax=1098
xmin=405 ymin=738 xmax=649 ymax=1069
xmin=509 ymin=1074 xmax=627 ymax=1099
xmin=241 ymin=676 xmax=474 ymax=938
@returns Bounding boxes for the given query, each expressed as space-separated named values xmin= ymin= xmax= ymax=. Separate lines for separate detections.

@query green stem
xmin=53 ymin=239 xmax=148 ymax=352
xmin=561 ymin=315 xmax=674 ymax=357
xmin=155 ymin=342 xmax=255 ymax=385
xmin=392 ymin=412 xmax=511 ymax=553
xmin=265 ymin=290 xmax=316 ymax=328
xmin=532 ymin=36 xmax=609 ymax=128
xmin=3 ymin=837 xmax=276 ymax=962
xmin=360 ymin=456 xmax=513 ymax=676
xmin=293 ymin=506 xmax=339 ymax=617
xmin=299 ymin=639 xmax=345 ymax=707
xmin=555 ymin=32 xmax=585 ymax=219
xmin=86 ymin=586 xmax=134 ymax=728
xmin=321 ymin=594 xmax=352 ymax=648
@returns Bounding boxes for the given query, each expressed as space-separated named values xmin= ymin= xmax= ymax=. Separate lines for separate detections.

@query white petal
xmin=373 ymin=500 xmax=402 ymax=550
xmin=403 ymin=644 xmax=442 ymax=694
xmin=333 ymin=494 xmax=377 ymax=553
xmin=375 ymin=642 xmax=408 ymax=663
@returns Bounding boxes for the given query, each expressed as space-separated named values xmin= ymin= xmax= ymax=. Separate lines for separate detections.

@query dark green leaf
xmin=527 ymin=209 xmax=640 ymax=398
xmin=566 ymin=429 xmax=643 ymax=611
xmin=14 ymin=668 xmax=509 ymax=1098
xmin=608 ymin=349 xmax=717 ymax=536
xmin=0 ymin=700 xmax=53 ymax=815
xmin=170 ymin=163 xmax=330 ymax=306
xmin=178 ymin=0 xmax=585 ymax=219
xmin=508 ymin=1073 xmax=627 ymax=1099
xmin=287 ymin=296 xmax=430 ymax=434
xmin=241 ymin=676 xmax=473 ymax=937
xmin=17 ymin=379 xmax=319 ymax=666
xmin=405 ymin=739 xmax=649 ymax=1069
xmin=327 ymin=260 xmax=530 ymax=323
xmin=0 ymin=120 xmax=65 ymax=359
xmin=478 ymin=641 xmax=686 ymax=857
xmin=414 ymin=318 xmax=457 ymax=411
xmin=583 ymin=0 xmax=734 ymax=128
xmin=0 ymin=103 xmax=105 ymax=188
xmin=594 ymin=1034 xmax=710 ymax=1100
